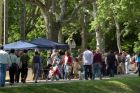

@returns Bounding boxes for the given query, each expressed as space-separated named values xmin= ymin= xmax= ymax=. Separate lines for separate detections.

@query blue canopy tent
xmin=31 ymin=38 xmax=69 ymax=49
xmin=4 ymin=40 xmax=38 ymax=50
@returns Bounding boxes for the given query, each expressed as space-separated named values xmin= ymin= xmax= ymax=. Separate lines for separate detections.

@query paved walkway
xmin=5 ymin=77 xmax=112 ymax=88
xmin=5 ymin=79 xmax=84 ymax=87
xmin=4 ymin=68 xmax=138 ymax=87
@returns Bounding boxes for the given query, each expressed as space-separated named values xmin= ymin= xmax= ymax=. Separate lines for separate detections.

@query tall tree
xmin=91 ymin=0 xmax=103 ymax=52
xmin=8 ymin=0 xmax=41 ymax=42
xmin=4 ymin=0 xmax=8 ymax=44
xmin=20 ymin=0 xmax=26 ymax=40
xmin=0 ymin=0 xmax=8 ymax=45
xmin=90 ymin=0 xmax=140 ymax=52
xmin=30 ymin=0 xmax=86 ymax=42
xmin=80 ymin=8 xmax=87 ymax=50
xmin=0 ymin=0 xmax=3 ymax=45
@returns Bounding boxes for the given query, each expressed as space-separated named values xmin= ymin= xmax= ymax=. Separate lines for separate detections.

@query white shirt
xmin=9 ymin=53 xmax=18 ymax=67
xmin=0 ymin=50 xmax=11 ymax=65
xmin=125 ymin=54 xmax=131 ymax=62
xmin=83 ymin=50 xmax=93 ymax=65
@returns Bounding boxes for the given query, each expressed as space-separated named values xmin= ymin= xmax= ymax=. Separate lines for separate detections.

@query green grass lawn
xmin=0 ymin=76 xmax=140 ymax=93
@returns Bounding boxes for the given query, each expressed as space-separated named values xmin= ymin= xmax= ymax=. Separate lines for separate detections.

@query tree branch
xmin=30 ymin=0 xmax=46 ymax=11
xmin=64 ymin=0 xmax=86 ymax=23
xmin=25 ymin=7 xmax=40 ymax=35
xmin=59 ymin=0 xmax=67 ymax=21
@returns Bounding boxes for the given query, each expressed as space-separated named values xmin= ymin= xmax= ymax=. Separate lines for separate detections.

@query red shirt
xmin=93 ymin=53 xmax=102 ymax=63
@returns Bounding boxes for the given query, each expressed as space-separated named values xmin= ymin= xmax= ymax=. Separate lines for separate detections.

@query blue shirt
xmin=33 ymin=55 xmax=41 ymax=63
xmin=136 ymin=56 xmax=140 ymax=63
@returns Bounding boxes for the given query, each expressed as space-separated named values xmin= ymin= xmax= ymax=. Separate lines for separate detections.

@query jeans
xmin=58 ymin=65 xmax=63 ymax=79
xmin=64 ymin=65 xmax=71 ymax=79
xmin=108 ymin=64 xmax=115 ymax=77
xmin=0 ymin=63 xmax=6 ymax=87
xmin=33 ymin=63 xmax=40 ymax=82
xmin=92 ymin=63 xmax=101 ymax=80
xmin=84 ymin=65 xmax=92 ymax=80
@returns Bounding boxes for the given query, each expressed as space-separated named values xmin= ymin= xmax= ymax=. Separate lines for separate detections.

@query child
xmin=48 ymin=66 xmax=60 ymax=81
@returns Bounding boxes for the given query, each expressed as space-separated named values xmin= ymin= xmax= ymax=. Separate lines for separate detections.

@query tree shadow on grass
xmin=0 ymin=77 xmax=140 ymax=93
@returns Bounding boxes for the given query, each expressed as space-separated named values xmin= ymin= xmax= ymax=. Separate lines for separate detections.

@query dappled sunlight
xmin=92 ymin=80 xmax=134 ymax=93
xmin=52 ymin=88 xmax=66 ymax=93
xmin=1 ymin=77 xmax=140 ymax=93
xmin=107 ymin=80 xmax=133 ymax=92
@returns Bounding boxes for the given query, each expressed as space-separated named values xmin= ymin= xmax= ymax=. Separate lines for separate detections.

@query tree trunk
xmin=80 ymin=11 xmax=87 ymax=51
xmin=33 ymin=0 xmax=85 ymax=42
xmin=95 ymin=28 xmax=102 ymax=50
xmin=0 ymin=0 xmax=8 ymax=45
xmin=42 ymin=11 xmax=61 ymax=42
xmin=32 ymin=0 xmax=85 ymax=43
xmin=114 ymin=17 xmax=122 ymax=53
xmin=0 ymin=0 xmax=3 ymax=45
xmin=58 ymin=29 xmax=64 ymax=43
xmin=4 ymin=0 xmax=8 ymax=44
xmin=51 ymin=21 xmax=61 ymax=42
xmin=20 ymin=0 xmax=26 ymax=40
xmin=92 ymin=0 xmax=102 ymax=52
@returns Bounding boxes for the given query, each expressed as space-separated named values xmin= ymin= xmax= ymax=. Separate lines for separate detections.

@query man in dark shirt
xmin=20 ymin=49 xmax=30 ymax=83
xmin=106 ymin=51 xmax=116 ymax=77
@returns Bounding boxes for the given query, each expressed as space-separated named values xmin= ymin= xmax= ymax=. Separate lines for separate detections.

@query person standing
xmin=130 ymin=53 xmax=136 ymax=72
xmin=52 ymin=51 xmax=61 ymax=80
xmin=44 ymin=51 xmax=52 ymax=81
xmin=106 ymin=51 xmax=116 ymax=77
xmin=83 ymin=46 xmax=93 ymax=80
xmin=0 ymin=46 xmax=11 ymax=87
xmin=73 ymin=58 xmax=79 ymax=79
xmin=77 ymin=49 xmax=84 ymax=80
xmin=125 ymin=52 xmax=131 ymax=74
xmin=121 ymin=52 xmax=126 ymax=74
xmin=20 ymin=49 xmax=30 ymax=83
xmin=32 ymin=51 xmax=41 ymax=83
xmin=135 ymin=53 xmax=140 ymax=76
xmin=9 ymin=49 xmax=18 ymax=85
xmin=117 ymin=53 xmax=125 ymax=74
xmin=15 ymin=50 xmax=23 ymax=83
xmin=63 ymin=51 xmax=72 ymax=80
xmin=92 ymin=49 xmax=102 ymax=80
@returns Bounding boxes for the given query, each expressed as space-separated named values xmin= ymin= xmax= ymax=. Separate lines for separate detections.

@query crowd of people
xmin=0 ymin=45 xmax=140 ymax=87
xmin=0 ymin=47 xmax=30 ymax=87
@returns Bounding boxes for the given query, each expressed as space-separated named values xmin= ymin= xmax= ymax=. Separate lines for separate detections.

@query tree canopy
xmin=1 ymin=0 xmax=140 ymax=53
